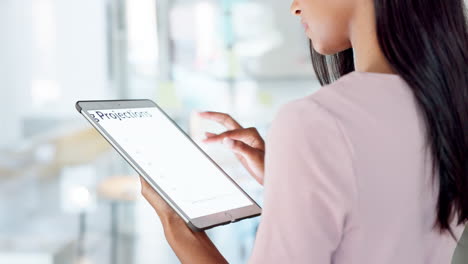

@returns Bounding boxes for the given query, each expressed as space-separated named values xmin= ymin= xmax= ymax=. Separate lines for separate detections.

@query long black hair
xmin=310 ymin=0 xmax=468 ymax=236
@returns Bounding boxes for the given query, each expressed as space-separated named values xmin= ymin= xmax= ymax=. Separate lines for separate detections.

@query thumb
xmin=223 ymin=138 xmax=265 ymax=185
xmin=223 ymin=138 xmax=260 ymax=160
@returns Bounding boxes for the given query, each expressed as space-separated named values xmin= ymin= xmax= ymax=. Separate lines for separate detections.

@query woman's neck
xmin=349 ymin=3 xmax=395 ymax=75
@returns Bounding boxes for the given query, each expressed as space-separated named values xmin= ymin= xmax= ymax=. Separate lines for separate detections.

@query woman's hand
xmin=198 ymin=111 xmax=265 ymax=185
xmin=140 ymin=176 xmax=227 ymax=264
xmin=140 ymin=176 xmax=183 ymax=227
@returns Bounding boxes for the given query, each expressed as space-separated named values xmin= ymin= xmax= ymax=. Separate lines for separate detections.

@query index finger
xmin=198 ymin=111 xmax=242 ymax=130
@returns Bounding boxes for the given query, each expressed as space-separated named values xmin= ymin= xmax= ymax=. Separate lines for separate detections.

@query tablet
xmin=76 ymin=99 xmax=261 ymax=231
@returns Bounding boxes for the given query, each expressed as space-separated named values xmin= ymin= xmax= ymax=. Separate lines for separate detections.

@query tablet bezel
xmin=76 ymin=99 xmax=261 ymax=231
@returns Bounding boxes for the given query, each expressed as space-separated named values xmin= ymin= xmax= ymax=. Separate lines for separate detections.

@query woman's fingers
xmin=203 ymin=128 xmax=264 ymax=150
xmin=203 ymin=129 xmax=242 ymax=143
xmin=223 ymin=138 xmax=265 ymax=185
xmin=198 ymin=111 xmax=242 ymax=130
xmin=223 ymin=138 xmax=256 ymax=156
xmin=140 ymin=176 xmax=188 ymax=226
xmin=140 ymin=176 xmax=165 ymax=209
xmin=205 ymin=132 xmax=217 ymax=138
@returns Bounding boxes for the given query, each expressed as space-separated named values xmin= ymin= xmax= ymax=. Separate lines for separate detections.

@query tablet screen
xmin=86 ymin=107 xmax=253 ymax=219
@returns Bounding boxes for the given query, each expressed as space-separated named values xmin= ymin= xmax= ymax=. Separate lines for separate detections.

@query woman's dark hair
xmin=310 ymin=0 xmax=468 ymax=237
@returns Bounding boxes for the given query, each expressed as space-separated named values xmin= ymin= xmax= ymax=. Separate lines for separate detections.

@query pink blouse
xmin=248 ymin=71 xmax=464 ymax=264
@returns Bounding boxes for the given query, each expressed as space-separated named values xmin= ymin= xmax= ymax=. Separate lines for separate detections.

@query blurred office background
xmin=0 ymin=0 xmax=321 ymax=263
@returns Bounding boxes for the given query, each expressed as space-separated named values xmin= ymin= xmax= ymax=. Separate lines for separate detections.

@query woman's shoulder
xmin=273 ymin=71 xmax=360 ymax=124
xmin=272 ymin=94 xmax=333 ymax=133
xmin=269 ymin=91 xmax=348 ymax=152
xmin=275 ymin=71 xmax=410 ymax=128
xmin=269 ymin=70 xmax=410 ymax=156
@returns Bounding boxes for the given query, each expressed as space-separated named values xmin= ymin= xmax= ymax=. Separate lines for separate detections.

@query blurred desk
xmin=98 ymin=176 xmax=140 ymax=202
xmin=98 ymin=175 xmax=140 ymax=237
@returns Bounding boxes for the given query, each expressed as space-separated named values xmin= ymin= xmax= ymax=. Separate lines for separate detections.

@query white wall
xmin=0 ymin=0 xmax=34 ymax=146
xmin=0 ymin=0 xmax=111 ymax=147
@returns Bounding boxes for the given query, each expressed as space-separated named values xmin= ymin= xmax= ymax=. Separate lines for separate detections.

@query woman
xmin=140 ymin=0 xmax=468 ymax=262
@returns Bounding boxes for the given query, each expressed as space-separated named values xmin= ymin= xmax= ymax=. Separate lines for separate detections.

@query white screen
xmin=87 ymin=107 xmax=253 ymax=219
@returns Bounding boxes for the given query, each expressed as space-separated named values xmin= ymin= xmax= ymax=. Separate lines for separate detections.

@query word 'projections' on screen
xmin=87 ymin=108 xmax=253 ymax=218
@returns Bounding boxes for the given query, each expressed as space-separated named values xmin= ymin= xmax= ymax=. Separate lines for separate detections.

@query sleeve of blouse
xmin=248 ymin=98 xmax=357 ymax=264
